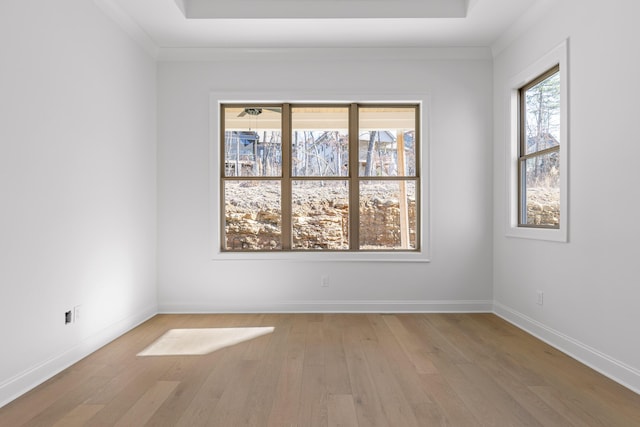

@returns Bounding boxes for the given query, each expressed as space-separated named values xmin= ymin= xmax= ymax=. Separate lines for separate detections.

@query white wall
xmin=157 ymin=49 xmax=494 ymax=313
xmin=493 ymin=0 xmax=640 ymax=392
xmin=1 ymin=0 xmax=638 ymax=407
xmin=0 ymin=0 xmax=157 ymax=405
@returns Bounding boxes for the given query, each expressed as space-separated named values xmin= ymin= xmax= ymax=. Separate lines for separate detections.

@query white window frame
xmin=505 ymin=40 xmax=569 ymax=242
xmin=210 ymin=92 xmax=431 ymax=262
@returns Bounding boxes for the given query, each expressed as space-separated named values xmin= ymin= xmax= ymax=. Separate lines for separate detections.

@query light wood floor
xmin=2 ymin=314 xmax=639 ymax=426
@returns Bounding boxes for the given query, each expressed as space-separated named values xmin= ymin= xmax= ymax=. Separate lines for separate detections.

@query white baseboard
xmin=158 ymin=299 xmax=494 ymax=314
xmin=4 ymin=300 xmax=637 ymax=409
xmin=0 ymin=304 xmax=158 ymax=409
xmin=494 ymin=301 xmax=640 ymax=395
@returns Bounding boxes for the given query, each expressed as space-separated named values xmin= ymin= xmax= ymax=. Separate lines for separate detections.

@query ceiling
xmin=102 ymin=0 xmax=551 ymax=52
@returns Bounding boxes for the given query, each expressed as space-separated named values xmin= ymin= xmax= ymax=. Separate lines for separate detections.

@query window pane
xmin=292 ymin=180 xmax=349 ymax=250
xmin=224 ymin=180 xmax=281 ymax=250
xmin=224 ymin=106 xmax=282 ymax=177
xmin=359 ymin=107 xmax=416 ymax=177
xmin=292 ymin=107 xmax=349 ymax=177
xmin=524 ymin=71 xmax=560 ymax=155
xmin=521 ymin=151 xmax=560 ymax=227
xmin=360 ymin=180 xmax=417 ymax=249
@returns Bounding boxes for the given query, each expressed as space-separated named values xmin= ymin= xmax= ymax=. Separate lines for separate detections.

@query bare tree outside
xmin=522 ymin=68 xmax=561 ymax=227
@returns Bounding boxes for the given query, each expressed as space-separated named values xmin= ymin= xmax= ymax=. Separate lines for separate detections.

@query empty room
xmin=1 ymin=0 xmax=639 ymax=425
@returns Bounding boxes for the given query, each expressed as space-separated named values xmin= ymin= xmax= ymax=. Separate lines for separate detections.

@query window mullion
xmin=519 ymin=145 xmax=559 ymax=161
xmin=220 ymin=106 xmax=226 ymax=252
xmin=414 ymin=106 xmax=421 ymax=250
xmin=517 ymin=158 xmax=524 ymax=225
xmin=281 ymin=104 xmax=292 ymax=250
xmin=348 ymin=103 xmax=360 ymax=251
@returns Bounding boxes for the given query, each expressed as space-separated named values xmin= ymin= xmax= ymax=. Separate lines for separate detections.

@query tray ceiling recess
xmin=96 ymin=0 xmax=548 ymax=52
xmin=174 ymin=0 xmax=469 ymax=19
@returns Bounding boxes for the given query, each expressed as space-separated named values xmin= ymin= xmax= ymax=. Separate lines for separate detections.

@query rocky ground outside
xmin=224 ymin=181 xmax=416 ymax=250
xmin=526 ymin=187 xmax=560 ymax=226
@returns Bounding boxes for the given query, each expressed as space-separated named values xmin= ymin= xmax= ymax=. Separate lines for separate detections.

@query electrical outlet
xmin=321 ymin=275 xmax=329 ymax=287
xmin=536 ymin=290 xmax=544 ymax=306
xmin=74 ymin=305 xmax=82 ymax=323
xmin=65 ymin=310 xmax=72 ymax=324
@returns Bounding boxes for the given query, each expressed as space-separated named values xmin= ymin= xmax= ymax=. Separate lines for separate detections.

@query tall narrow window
xmin=291 ymin=106 xmax=350 ymax=250
xmin=519 ymin=66 xmax=560 ymax=228
xmin=220 ymin=103 xmax=420 ymax=252
xmin=222 ymin=106 xmax=283 ymax=250
xmin=358 ymin=107 xmax=418 ymax=249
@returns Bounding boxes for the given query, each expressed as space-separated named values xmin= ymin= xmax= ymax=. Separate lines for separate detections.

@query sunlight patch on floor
xmin=137 ymin=327 xmax=275 ymax=356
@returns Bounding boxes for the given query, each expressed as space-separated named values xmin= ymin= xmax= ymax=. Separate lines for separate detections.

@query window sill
xmin=212 ymin=250 xmax=430 ymax=263
xmin=505 ymin=225 xmax=567 ymax=243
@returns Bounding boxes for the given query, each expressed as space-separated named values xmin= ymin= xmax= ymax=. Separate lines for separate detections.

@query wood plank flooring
xmin=1 ymin=313 xmax=639 ymax=426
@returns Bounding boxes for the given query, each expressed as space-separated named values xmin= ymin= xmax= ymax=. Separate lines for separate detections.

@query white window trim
xmin=209 ymin=91 xmax=431 ymax=262
xmin=505 ymin=40 xmax=569 ymax=242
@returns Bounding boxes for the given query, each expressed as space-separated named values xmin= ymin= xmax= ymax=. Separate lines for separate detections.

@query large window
xmin=518 ymin=66 xmax=560 ymax=228
xmin=221 ymin=104 xmax=420 ymax=252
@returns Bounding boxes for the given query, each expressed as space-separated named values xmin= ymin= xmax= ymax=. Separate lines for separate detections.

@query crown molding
xmin=491 ymin=0 xmax=555 ymax=57
xmin=173 ymin=0 xmax=186 ymax=15
xmin=157 ymin=46 xmax=492 ymax=62
xmin=93 ymin=0 xmax=159 ymax=58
